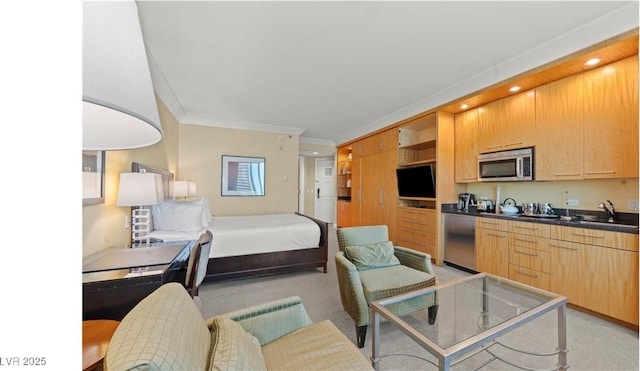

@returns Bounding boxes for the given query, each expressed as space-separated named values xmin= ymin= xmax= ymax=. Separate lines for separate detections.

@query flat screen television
xmin=396 ymin=164 xmax=436 ymax=198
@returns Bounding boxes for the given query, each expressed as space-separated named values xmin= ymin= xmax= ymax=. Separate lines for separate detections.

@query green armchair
xmin=335 ymin=225 xmax=438 ymax=348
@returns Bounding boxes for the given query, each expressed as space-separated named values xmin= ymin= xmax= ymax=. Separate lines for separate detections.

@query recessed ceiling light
xmin=585 ymin=58 xmax=601 ymax=66
xmin=460 ymin=104 xmax=468 ymax=109
xmin=509 ymin=86 xmax=521 ymax=92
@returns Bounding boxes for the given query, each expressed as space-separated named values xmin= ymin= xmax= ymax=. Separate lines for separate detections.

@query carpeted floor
xmin=198 ymin=226 xmax=639 ymax=370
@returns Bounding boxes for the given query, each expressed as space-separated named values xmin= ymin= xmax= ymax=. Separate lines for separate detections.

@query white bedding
xmin=149 ymin=213 xmax=321 ymax=259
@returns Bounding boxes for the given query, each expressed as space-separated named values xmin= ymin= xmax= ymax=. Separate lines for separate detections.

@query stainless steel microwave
xmin=478 ymin=147 xmax=533 ymax=181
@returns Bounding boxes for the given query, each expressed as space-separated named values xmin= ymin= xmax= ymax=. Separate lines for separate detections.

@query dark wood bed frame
xmin=132 ymin=162 xmax=330 ymax=282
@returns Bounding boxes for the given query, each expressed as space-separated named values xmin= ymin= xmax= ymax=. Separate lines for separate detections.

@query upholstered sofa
xmin=104 ymin=282 xmax=372 ymax=370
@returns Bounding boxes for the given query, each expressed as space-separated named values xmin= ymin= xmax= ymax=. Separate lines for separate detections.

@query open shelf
xmin=398 ymin=158 xmax=436 ymax=167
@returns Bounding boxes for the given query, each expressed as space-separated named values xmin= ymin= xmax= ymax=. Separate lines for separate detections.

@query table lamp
xmin=171 ymin=180 xmax=197 ymax=200
xmin=117 ymin=172 xmax=165 ymax=245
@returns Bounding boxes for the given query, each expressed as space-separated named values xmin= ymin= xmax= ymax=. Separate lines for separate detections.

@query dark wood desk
xmin=82 ymin=241 xmax=193 ymax=321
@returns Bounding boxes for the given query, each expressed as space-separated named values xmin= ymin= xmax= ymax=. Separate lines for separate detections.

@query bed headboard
xmin=131 ymin=162 xmax=174 ymax=200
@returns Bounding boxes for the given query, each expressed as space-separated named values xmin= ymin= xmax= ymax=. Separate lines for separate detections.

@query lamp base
xmin=132 ymin=207 xmax=152 ymax=246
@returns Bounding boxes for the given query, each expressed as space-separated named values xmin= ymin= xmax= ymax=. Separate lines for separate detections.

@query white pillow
xmin=152 ymin=202 xmax=204 ymax=232
xmin=163 ymin=198 xmax=212 ymax=228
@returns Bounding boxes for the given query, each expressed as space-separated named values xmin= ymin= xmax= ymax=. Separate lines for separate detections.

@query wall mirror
xmin=83 ymin=150 xmax=106 ymax=205
xmin=221 ymin=155 xmax=265 ymax=196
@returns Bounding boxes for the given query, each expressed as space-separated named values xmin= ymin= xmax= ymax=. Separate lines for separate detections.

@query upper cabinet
xmin=583 ymin=55 xmax=638 ymax=179
xmin=454 ymin=108 xmax=479 ymax=183
xmin=534 ymin=55 xmax=638 ymax=181
xmin=353 ymin=129 xmax=397 ymax=158
xmin=535 ymin=74 xmax=584 ymax=181
xmin=455 ymin=55 xmax=638 ymax=183
xmin=477 ymin=91 xmax=536 ymax=154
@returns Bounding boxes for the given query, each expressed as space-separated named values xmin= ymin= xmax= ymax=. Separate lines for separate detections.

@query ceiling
xmin=136 ymin=1 xmax=638 ymax=147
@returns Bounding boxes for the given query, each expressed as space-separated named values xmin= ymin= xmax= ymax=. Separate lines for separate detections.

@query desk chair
xmin=185 ymin=230 xmax=213 ymax=309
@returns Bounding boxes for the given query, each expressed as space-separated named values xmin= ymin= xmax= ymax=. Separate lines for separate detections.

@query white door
xmin=298 ymin=157 xmax=305 ymax=214
xmin=315 ymin=158 xmax=336 ymax=223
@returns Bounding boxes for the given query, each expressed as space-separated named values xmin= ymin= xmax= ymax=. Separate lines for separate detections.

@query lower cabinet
xmin=396 ymin=207 xmax=436 ymax=256
xmin=475 ymin=219 xmax=509 ymax=277
xmin=474 ymin=217 xmax=638 ymax=325
xmin=548 ymin=225 xmax=638 ymax=325
xmin=337 ymin=201 xmax=352 ymax=227
xmin=507 ymin=221 xmax=551 ymax=290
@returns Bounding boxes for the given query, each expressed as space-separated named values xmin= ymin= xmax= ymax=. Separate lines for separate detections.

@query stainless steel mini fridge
xmin=444 ymin=213 xmax=477 ymax=272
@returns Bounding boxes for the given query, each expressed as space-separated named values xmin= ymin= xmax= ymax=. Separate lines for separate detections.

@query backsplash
xmin=465 ymin=178 xmax=639 ymax=213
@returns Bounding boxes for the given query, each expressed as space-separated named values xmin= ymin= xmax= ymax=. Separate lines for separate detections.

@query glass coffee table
xmin=370 ymin=273 xmax=568 ymax=371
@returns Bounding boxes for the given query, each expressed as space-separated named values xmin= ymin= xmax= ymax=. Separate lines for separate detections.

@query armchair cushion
xmin=344 ymin=241 xmax=400 ymax=270
xmin=210 ymin=316 xmax=267 ymax=371
xmin=359 ymin=264 xmax=436 ymax=304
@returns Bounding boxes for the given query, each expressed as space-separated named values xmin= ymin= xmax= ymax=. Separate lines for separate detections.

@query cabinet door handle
xmin=585 ymin=170 xmax=616 ymax=175
xmin=553 ymin=173 xmax=581 ymax=177
xmin=481 ymin=221 xmax=499 ymax=225
xmin=514 ymin=248 xmax=538 ymax=256
xmin=379 ymin=189 xmax=384 ymax=205
xmin=515 ymin=269 xmax=539 ymax=278
xmin=487 ymin=233 xmax=507 ymax=238
xmin=515 ymin=225 xmax=538 ymax=230
xmin=486 ymin=145 xmax=503 ymax=150
xmin=514 ymin=237 xmax=538 ymax=243
xmin=550 ymin=242 xmax=579 ymax=251
xmin=505 ymin=142 xmax=524 ymax=147
xmin=572 ymin=232 xmax=605 ymax=238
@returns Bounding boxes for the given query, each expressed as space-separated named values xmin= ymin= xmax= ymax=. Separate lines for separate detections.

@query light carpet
xmin=198 ymin=226 xmax=638 ymax=370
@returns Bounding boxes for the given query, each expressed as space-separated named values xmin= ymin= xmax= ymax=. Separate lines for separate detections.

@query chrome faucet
xmin=598 ymin=200 xmax=615 ymax=222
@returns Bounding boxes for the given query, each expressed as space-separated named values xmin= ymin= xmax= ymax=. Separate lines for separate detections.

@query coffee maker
xmin=457 ymin=193 xmax=476 ymax=212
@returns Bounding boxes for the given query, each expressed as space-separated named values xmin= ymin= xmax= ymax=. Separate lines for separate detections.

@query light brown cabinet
xmin=477 ymin=91 xmax=536 ymax=153
xmin=360 ymin=148 xmax=398 ymax=241
xmin=534 ymin=55 xmax=638 ymax=181
xmin=396 ymin=207 xmax=436 ymax=256
xmin=507 ymin=221 xmax=551 ymax=290
xmin=353 ymin=129 xmax=398 ymax=158
xmin=454 ymin=108 xmax=479 ymax=183
xmin=347 ymin=128 xmax=398 ymax=240
xmin=337 ymin=200 xmax=352 ymax=227
xmin=548 ymin=224 xmax=638 ymax=325
xmin=474 ymin=217 xmax=639 ymax=325
xmin=535 ymin=74 xmax=584 ymax=180
xmin=583 ymin=55 xmax=639 ymax=179
xmin=475 ymin=218 xmax=509 ymax=277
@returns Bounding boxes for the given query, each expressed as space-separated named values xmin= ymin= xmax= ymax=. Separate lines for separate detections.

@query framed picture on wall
xmin=221 ymin=155 xmax=265 ymax=196
xmin=83 ymin=150 xmax=106 ymax=205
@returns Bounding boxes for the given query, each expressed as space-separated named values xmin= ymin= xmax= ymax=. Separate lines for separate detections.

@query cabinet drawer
xmin=509 ymin=242 xmax=551 ymax=273
xmin=509 ymin=221 xmax=550 ymax=238
xmin=508 ymin=264 xmax=550 ymax=291
xmin=476 ymin=218 xmax=508 ymax=231
xmin=509 ymin=233 xmax=550 ymax=252
xmin=550 ymin=225 xmax=639 ymax=251
xmin=398 ymin=208 xmax=435 ymax=232
xmin=397 ymin=231 xmax=435 ymax=254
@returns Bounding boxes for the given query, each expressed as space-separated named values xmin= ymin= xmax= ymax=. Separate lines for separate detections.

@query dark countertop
xmin=441 ymin=204 xmax=639 ymax=234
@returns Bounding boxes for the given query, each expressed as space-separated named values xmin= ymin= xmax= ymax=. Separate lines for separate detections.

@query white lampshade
xmin=83 ymin=1 xmax=163 ymax=150
xmin=188 ymin=181 xmax=197 ymax=197
xmin=117 ymin=173 xmax=165 ymax=206
xmin=171 ymin=180 xmax=197 ymax=198
xmin=171 ymin=180 xmax=189 ymax=199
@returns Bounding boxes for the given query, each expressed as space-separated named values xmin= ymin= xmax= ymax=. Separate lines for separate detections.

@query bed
xmin=131 ymin=162 xmax=329 ymax=281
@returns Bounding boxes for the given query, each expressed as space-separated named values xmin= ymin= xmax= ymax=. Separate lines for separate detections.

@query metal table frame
xmin=371 ymin=273 xmax=568 ymax=371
